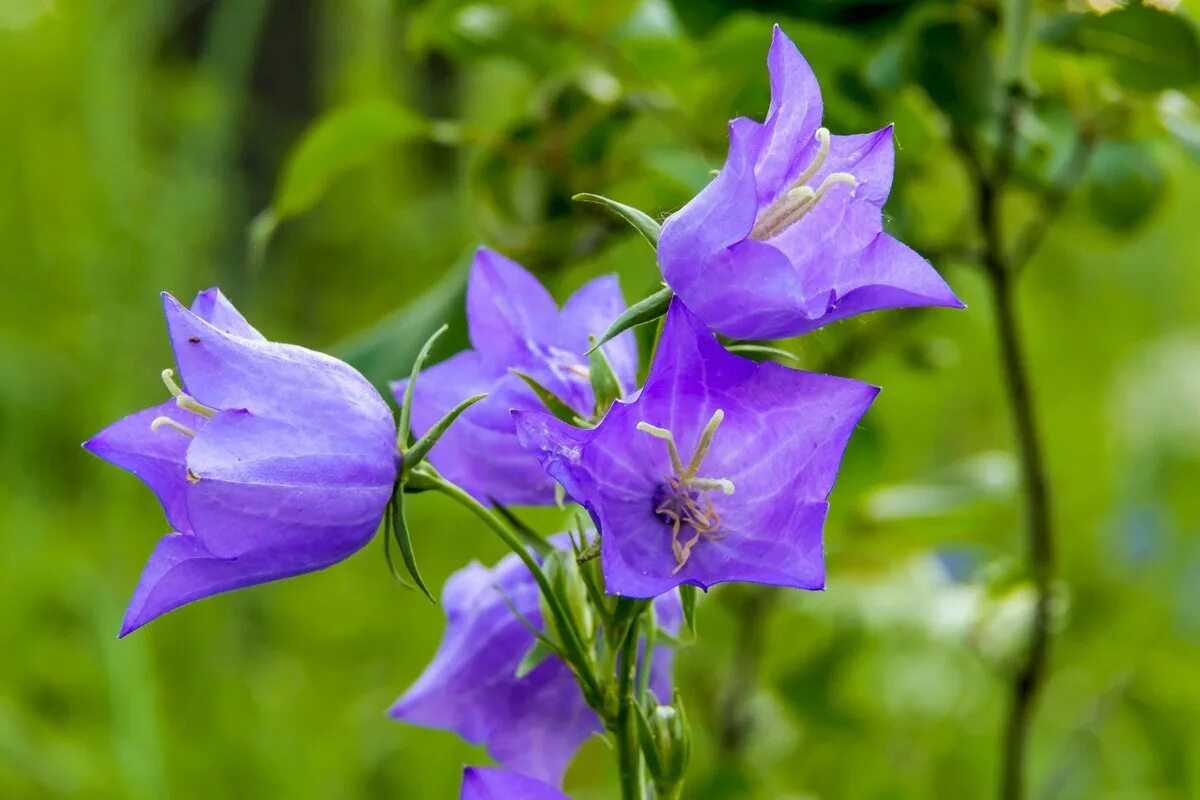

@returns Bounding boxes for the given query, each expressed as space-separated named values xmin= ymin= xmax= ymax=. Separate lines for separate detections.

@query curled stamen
xmin=683 ymin=409 xmax=725 ymax=480
xmin=753 ymin=171 xmax=859 ymax=241
xmin=161 ymin=368 xmax=217 ymax=418
xmin=636 ymin=421 xmax=684 ymax=476
xmin=151 ymin=416 xmax=197 ymax=438
xmin=689 ymin=477 xmax=735 ymax=495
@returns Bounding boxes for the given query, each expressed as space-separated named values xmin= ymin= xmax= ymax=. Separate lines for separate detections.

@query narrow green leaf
xmin=390 ymin=491 xmax=434 ymax=602
xmin=381 ymin=503 xmax=415 ymax=590
xmin=587 ymin=286 xmax=674 ymax=355
xmin=679 ymin=584 xmax=698 ymax=637
xmin=405 ymin=392 xmax=487 ymax=469
xmin=634 ymin=701 xmax=665 ymax=778
xmin=587 ymin=334 xmax=624 ymax=416
xmin=511 ymin=370 xmax=581 ymax=424
xmin=572 ymin=192 xmax=662 ymax=247
xmin=398 ymin=323 xmax=450 ymax=450
xmin=515 ymin=639 xmax=558 ymax=679
xmin=725 ymin=343 xmax=798 ymax=362
xmin=491 ymin=503 xmax=554 ymax=558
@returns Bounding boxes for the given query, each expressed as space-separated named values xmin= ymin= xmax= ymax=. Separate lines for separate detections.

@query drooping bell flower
xmin=656 ymin=25 xmax=962 ymax=340
xmin=390 ymin=537 xmax=680 ymax=786
xmin=514 ymin=299 xmax=878 ymax=598
xmin=83 ymin=289 xmax=398 ymax=636
xmin=460 ymin=767 xmax=569 ymax=800
xmin=393 ymin=247 xmax=638 ymax=507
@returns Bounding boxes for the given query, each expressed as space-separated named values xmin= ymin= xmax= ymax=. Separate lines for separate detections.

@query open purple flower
xmin=514 ymin=299 xmax=878 ymax=598
xmin=657 ymin=25 xmax=962 ymax=340
xmin=393 ymin=247 xmax=637 ymax=507
xmin=390 ymin=537 xmax=680 ymax=786
xmin=84 ymin=289 xmax=397 ymax=636
xmin=460 ymin=767 xmax=569 ymax=800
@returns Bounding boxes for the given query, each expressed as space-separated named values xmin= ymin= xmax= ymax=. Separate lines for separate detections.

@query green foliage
xmin=2 ymin=0 xmax=1200 ymax=798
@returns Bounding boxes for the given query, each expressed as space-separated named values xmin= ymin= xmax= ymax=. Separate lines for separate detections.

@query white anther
xmin=150 ymin=416 xmax=197 ymax=438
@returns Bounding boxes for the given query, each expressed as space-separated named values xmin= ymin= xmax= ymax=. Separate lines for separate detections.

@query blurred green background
xmin=3 ymin=0 xmax=1199 ymax=797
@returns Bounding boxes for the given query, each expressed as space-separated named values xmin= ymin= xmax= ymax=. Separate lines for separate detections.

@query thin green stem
xmin=612 ymin=604 xmax=648 ymax=800
xmin=422 ymin=471 xmax=603 ymax=703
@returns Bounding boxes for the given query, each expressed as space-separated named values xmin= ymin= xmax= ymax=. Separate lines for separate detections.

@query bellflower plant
xmin=460 ymin=767 xmax=570 ymax=800
xmin=515 ymin=299 xmax=878 ymax=598
xmin=390 ymin=537 xmax=681 ymax=786
xmin=84 ymin=289 xmax=397 ymax=635
xmin=393 ymin=247 xmax=637 ymax=506
xmin=656 ymin=25 xmax=962 ymax=340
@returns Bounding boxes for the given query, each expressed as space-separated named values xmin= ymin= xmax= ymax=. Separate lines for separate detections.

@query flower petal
xmin=189 ymin=288 xmax=265 ymax=340
xmin=467 ymin=247 xmax=559 ymax=364
xmin=557 ymin=274 xmax=639 ymax=393
xmin=754 ymin=24 xmax=826 ymax=205
xmin=119 ymin=532 xmax=349 ymax=636
xmin=185 ymin=409 xmax=394 ymax=559
xmin=460 ymin=768 xmax=570 ymax=800
xmin=83 ymin=400 xmax=203 ymax=534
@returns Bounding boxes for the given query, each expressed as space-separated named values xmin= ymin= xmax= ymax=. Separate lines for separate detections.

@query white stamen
xmin=161 ymin=368 xmax=216 ymax=418
xmin=151 ymin=416 xmax=197 ymax=438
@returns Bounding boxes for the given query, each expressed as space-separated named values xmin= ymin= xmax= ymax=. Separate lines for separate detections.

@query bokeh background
xmin=3 ymin=0 xmax=1199 ymax=797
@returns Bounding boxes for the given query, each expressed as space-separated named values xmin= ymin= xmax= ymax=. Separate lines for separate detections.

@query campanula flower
xmin=393 ymin=247 xmax=637 ymax=507
xmin=460 ymin=767 xmax=569 ymax=800
xmin=390 ymin=537 xmax=680 ymax=786
xmin=514 ymin=300 xmax=878 ymax=598
xmin=657 ymin=25 xmax=962 ymax=340
xmin=84 ymin=289 xmax=397 ymax=636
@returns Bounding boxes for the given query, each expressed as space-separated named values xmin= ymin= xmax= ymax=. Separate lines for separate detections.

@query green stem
xmin=422 ymin=471 xmax=603 ymax=704
xmin=612 ymin=604 xmax=648 ymax=800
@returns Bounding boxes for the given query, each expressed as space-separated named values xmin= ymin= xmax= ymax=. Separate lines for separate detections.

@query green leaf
xmin=587 ymin=334 xmax=624 ymax=416
xmin=679 ymin=584 xmax=698 ymax=637
xmin=398 ymin=324 xmax=449 ymax=450
xmin=1085 ymin=141 xmax=1165 ymax=233
xmin=334 ymin=254 xmax=470 ymax=390
xmin=1159 ymin=91 xmax=1200 ymax=162
xmin=275 ymin=100 xmax=428 ymax=218
xmin=634 ymin=701 xmax=665 ymax=779
xmin=405 ymin=393 xmax=487 ymax=469
xmin=389 ymin=490 xmax=434 ymax=602
xmin=913 ymin=7 xmax=996 ymax=127
xmin=587 ymin=285 xmax=674 ymax=354
xmin=511 ymin=370 xmax=582 ymax=424
xmin=515 ymin=639 xmax=558 ymax=679
xmin=490 ymin=503 xmax=555 ymax=558
xmin=724 ymin=343 xmax=797 ymax=362
xmin=1042 ymin=4 xmax=1200 ymax=93
xmin=572 ymin=192 xmax=662 ymax=247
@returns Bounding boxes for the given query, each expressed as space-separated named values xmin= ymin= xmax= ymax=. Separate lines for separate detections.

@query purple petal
xmin=189 ymin=288 xmax=265 ymax=340
xmin=460 ymin=768 xmax=570 ymax=800
xmin=185 ymin=409 xmax=394 ymax=559
xmin=83 ymin=400 xmax=204 ymax=534
xmin=161 ymin=293 xmax=393 ymax=431
xmin=466 ymin=248 xmax=559 ymax=364
xmin=120 ymin=531 xmax=354 ymax=637
xmin=390 ymin=552 xmax=601 ymax=785
xmin=557 ymin=275 xmax=639 ymax=393
xmin=754 ymin=24 xmax=825 ymax=206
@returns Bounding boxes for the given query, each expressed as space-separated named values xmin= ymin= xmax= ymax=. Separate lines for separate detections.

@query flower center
xmin=150 ymin=368 xmax=216 ymax=442
xmin=636 ymin=409 xmax=735 ymax=574
xmin=749 ymin=127 xmax=858 ymax=241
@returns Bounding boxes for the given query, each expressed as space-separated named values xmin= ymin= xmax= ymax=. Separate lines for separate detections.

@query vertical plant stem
xmin=613 ymin=605 xmax=648 ymax=800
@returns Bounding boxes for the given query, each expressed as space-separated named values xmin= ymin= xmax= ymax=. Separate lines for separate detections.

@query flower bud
xmin=541 ymin=549 xmax=596 ymax=646
xmin=636 ymin=693 xmax=691 ymax=798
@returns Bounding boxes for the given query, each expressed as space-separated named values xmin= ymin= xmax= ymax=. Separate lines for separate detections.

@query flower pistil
xmin=749 ymin=127 xmax=858 ymax=241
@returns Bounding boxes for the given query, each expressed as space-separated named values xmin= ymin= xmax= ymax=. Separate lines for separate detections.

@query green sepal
xmin=587 ymin=285 xmax=674 ymax=355
xmin=398 ymin=323 xmax=449 ymax=450
xmin=404 ymin=392 xmax=487 ymax=471
xmin=725 ymin=343 xmax=797 ymax=362
xmin=572 ymin=192 xmax=661 ymax=247
xmin=389 ymin=488 xmax=434 ymax=602
xmin=634 ymin=701 xmax=665 ymax=780
xmin=587 ymin=334 xmax=624 ymax=416
xmin=490 ymin=502 xmax=554 ymax=558
xmin=515 ymin=638 xmax=558 ymax=679
xmin=511 ymin=370 xmax=583 ymax=425
xmin=679 ymin=584 xmax=698 ymax=637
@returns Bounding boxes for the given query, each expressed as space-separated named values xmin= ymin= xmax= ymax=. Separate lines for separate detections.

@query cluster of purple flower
xmin=86 ymin=26 xmax=958 ymax=799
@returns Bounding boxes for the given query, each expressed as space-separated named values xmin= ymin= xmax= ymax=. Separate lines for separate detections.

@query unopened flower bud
xmin=541 ymin=549 xmax=595 ymax=645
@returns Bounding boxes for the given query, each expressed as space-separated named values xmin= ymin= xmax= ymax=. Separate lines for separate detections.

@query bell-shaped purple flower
xmin=393 ymin=247 xmax=637 ymax=507
xmin=460 ymin=767 xmax=569 ymax=800
xmin=514 ymin=299 xmax=878 ymax=598
xmin=657 ymin=25 xmax=962 ymax=340
xmin=84 ymin=289 xmax=398 ymax=636
xmin=390 ymin=538 xmax=680 ymax=786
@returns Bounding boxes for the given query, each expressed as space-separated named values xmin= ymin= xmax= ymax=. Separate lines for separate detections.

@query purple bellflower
xmin=514 ymin=299 xmax=878 ymax=598
xmin=460 ymin=767 xmax=570 ymax=800
xmin=657 ymin=25 xmax=962 ymax=340
xmin=84 ymin=289 xmax=397 ymax=636
xmin=393 ymin=247 xmax=637 ymax=507
xmin=390 ymin=537 xmax=680 ymax=786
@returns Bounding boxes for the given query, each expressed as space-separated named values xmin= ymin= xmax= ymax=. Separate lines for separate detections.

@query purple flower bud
xmin=657 ymin=25 xmax=963 ymax=340
xmin=390 ymin=536 xmax=679 ymax=786
xmin=514 ymin=299 xmax=878 ymax=598
xmin=460 ymin=767 xmax=569 ymax=800
xmin=84 ymin=289 xmax=397 ymax=636
xmin=392 ymin=247 xmax=638 ymax=507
